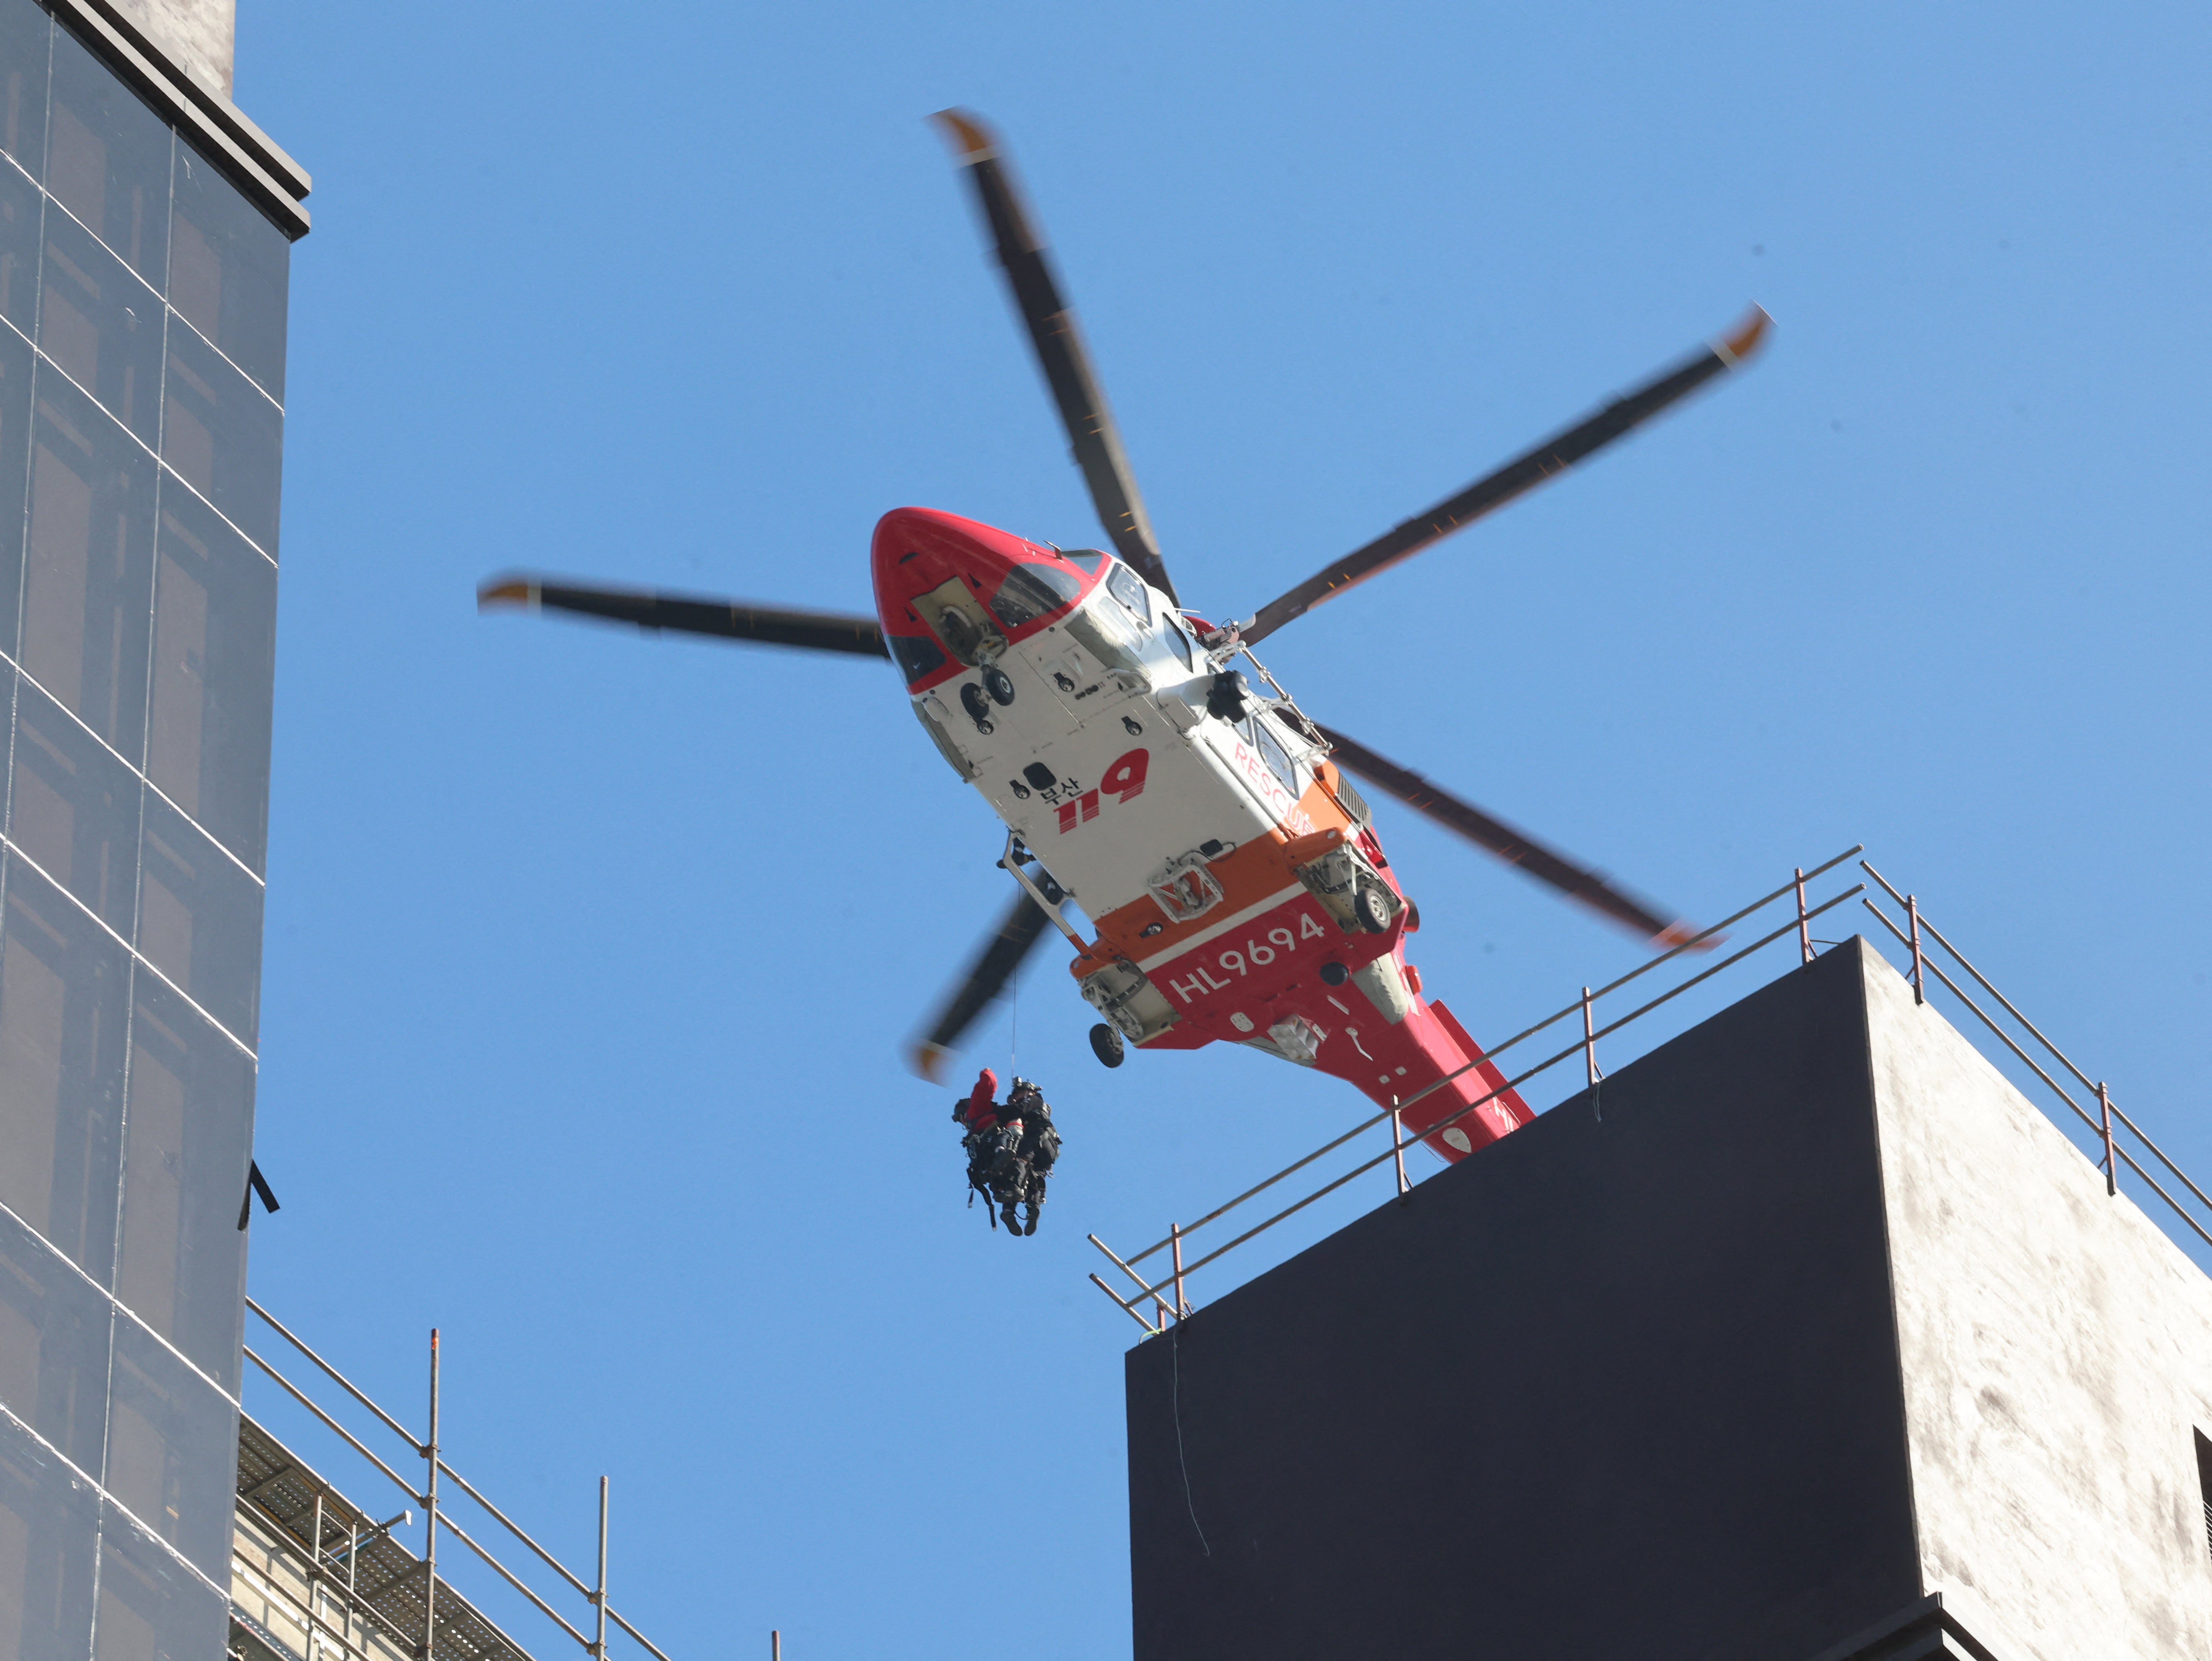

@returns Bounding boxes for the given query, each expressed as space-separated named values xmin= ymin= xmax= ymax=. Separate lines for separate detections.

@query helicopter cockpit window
xmin=988 ymin=562 xmax=1084 ymax=630
xmin=888 ymin=631 xmax=948 ymax=687
xmin=1106 ymin=562 xmax=1153 ymax=627
xmin=1063 ymin=549 xmax=1109 ymax=575
xmin=1162 ymin=617 xmax=1195 ymax=670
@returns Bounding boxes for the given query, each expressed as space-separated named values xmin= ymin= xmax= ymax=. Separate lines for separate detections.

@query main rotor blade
xmin=931 ymin=109 xmax=1180 ymax=607
xmin=1244 ymin=307 xmax=1772 ymax=645
xmin=1316 ymin=724 xmax=1701 ymax=948
xmin=479 ymin=575 xmax=888 ymax=657
xmin=910 ymin=888 xmax=1055 ymax=1082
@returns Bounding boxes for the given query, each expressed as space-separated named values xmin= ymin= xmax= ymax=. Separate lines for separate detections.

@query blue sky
xmin=234 ymin=2 xmax=2208 ymax=1655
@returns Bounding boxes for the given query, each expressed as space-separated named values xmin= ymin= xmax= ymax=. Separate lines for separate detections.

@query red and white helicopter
xmin=480 ymin=111 xmax=1769 ymax=1163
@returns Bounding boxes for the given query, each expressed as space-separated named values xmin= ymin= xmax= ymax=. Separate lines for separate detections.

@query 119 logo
xmin=1056 ymin=748 xmax=1148 ymax=833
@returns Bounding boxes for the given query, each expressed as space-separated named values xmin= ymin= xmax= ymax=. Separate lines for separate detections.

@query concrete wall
xmin=103 ymin=0 xmax=232 ymax=96
xmin=1863 ymin=943 xmax=2212 ymax=1657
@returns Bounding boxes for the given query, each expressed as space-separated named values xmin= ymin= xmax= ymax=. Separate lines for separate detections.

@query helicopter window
xmin=988 ymin=563 xmax=1084 ymax=630
xmin=1253 ymin=716 xmax=1301 ymax=798
xmin=1063 ymin=549 xmax=1109 ymax=574
xmin=1162 ymin=618 xmax=1195 ymax=671
xmin=888 ymin=631 xmax=947 ymax=686
xmin=1106 ymin=563 xmax=1153 ymax=627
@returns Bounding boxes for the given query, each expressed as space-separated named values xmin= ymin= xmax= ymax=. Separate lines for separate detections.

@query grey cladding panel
xmin=1127 ymin=945 xmax=1921 ymax=1661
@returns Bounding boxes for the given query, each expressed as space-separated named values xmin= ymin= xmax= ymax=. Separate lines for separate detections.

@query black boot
xmin=1022 ymin=1204 xmax=1039 ymax=1236
xmin=1001 ymin=1200 xmax=1020 ymax=1234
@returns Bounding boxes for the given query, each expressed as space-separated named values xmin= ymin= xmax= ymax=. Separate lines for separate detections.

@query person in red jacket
xmin=953 ymin=1068 xmax=1006 ymax=1223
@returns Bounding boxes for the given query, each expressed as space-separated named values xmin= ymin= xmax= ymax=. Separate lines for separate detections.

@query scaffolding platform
xmin=230 ymin=1413 xmax=534 ymax=1661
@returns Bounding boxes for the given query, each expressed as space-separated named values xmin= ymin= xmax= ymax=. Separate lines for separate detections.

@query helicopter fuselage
xmin=873 ymin=506 xmax=1529 ymax=1161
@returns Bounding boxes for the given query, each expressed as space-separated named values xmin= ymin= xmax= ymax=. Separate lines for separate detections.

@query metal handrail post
xmin=1171 ymin=1225 xmax=1188 ymax=1318
xmin=423 ymin=1330 xmax=439 ymax=1661
xmin=1582 ymin=987 xmax=1602 ymax=1121
xmin=308 ymin=1492 xmax=325 ymax=1661
xmin=1389 ymin=1100 xmax=1409 ymax=1197
xmin=2099 ymin=1083 xmax=2118 ymax=1197
xmin=1796 ymin=868 xmax=1813 ymax=965
xmin=1906 ymin=895 xmax=1925 ymax=1004
xmin=594 ymin=1477 xmax=609 ymax=1661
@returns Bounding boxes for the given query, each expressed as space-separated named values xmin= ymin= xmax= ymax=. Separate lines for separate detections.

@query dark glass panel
xmin=0 ymin=321 xmax=31 ymax=662
xmin=0 ymin=154 xmax=38 ymax=336
xmin=135 ymin=794 xmax=259 ymax=1048
xmin=0 ymin=1406 xmax=101 ymax=1661
xmin=23 ymin=364 xmax=155 ymax=757
xmin=104 ymin=1316 xmax=236 ymax=1583
xmin=147 ymin=483 xmax=274 ymax=872
xmin=159 ymin=322 xmax=277 ymax=556
xmin=988 ymin=562 xmax=1082 ymax=630
xmin=115 ymin=968 xmax=249 ymax=1392
xmin=39 ymin=206 xmax=162 ymax=446
xmin=92 ymin=1496 xmax=226 ymax=1661
xmin=9 ymin=671 xmax=142 ymax=934
xmin=45 ymin=24 xmax=167 ymax=289
xmin=1063 ymin=548 xmax=1108 ymax=573
xmin=0 ymin=0 xmax=49 ymax=184
xmin=168 ymin=147 xmax=285 ymax=402
xmin=0 ymin=1201 xmax=112 ymax=1475
xmin=887 ymin=630 xmax=946 ymax=688
xmin=0 ymin=851 xmax=127 ymax=1284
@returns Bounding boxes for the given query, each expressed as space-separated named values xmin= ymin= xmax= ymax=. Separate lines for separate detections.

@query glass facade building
xmin=0 ymin=1 xmax=303 ymax=1656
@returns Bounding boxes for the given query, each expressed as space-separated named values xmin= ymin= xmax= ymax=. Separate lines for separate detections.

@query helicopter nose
xmin=870 ymin=507 xmax=1044 ymax=628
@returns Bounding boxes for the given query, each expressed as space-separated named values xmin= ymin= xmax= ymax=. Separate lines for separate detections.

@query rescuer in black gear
xmin=952 ymin=1071 xmax=1060 ymax=1236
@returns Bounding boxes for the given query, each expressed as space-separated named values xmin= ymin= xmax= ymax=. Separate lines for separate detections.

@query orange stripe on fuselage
xmin=1069 ymin=768 xmax=1363 ymax=982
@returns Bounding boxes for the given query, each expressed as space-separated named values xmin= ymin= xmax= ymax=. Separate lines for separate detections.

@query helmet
xmin=1010 ymin=1077 xmax=1041 ymax=1098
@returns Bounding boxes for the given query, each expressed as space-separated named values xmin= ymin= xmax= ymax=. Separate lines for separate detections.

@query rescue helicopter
xmin=479 ymin=110 xmax=1769 ymax=1163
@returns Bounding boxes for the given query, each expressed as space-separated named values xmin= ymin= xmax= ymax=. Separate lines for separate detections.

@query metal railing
xmin=1086 ymin=846 xmax=2212 ymax=1333
xmin=1856 ymin=861 xmax=2212 ymax=1252
xmin=241 ymin=1300 xmax=675 ymax=1661
xmin=1086 ymin=846 xmax=1871 ymax=1331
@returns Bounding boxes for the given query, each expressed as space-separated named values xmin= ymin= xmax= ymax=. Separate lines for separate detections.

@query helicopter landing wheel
xmin=982 ymin=665 xmax=1015 ymax=706
xmin=959 ymin=682 xmax=996 ymax=734
xmin=1089 ymin=1023 xmax=1126 ymax=1068
xmin=1353 ymin=880 xmax=1394 ymax=934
